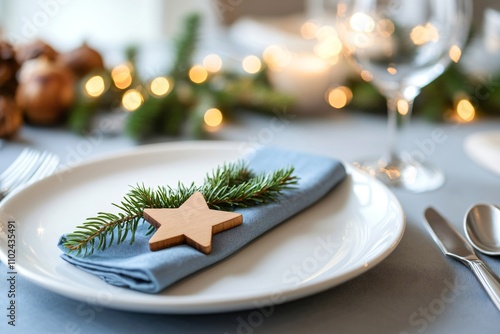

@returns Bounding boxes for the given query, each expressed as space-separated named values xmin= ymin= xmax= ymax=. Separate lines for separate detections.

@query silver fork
xmin=0 ymin=148 xmax=59 ymax=201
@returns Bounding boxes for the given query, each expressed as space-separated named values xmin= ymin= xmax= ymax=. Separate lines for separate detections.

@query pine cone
xmin=16 ymin=57 xmax=74 ymax=125
xmin=15 ymin=39 xmax=58 ymax=65
xmin=0 ymin=41 xmax=20 ymax=96
xmin=0 ymin=95 xmax=23 ymax=138
xmin=58 ymin=42 xmax=104 ymax=78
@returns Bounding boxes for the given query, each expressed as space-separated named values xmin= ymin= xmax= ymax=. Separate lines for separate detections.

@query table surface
xmin=1 ymin=110 xmax=500 ymax=334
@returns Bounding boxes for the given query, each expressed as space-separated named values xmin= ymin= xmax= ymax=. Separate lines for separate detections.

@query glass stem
xmin=386 ymin=96 xmax=414 ymax=165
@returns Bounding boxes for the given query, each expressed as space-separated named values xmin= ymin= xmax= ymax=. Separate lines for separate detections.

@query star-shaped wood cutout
xmin=143 ymin=192 xmax=243 ymax=254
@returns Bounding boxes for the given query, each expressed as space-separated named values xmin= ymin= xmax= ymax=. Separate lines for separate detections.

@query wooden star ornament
xmin=143 ymin=192 xmax=243 ymax=254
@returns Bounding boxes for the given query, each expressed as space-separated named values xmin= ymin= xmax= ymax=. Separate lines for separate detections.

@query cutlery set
xmin=0 ymin=148 xmax=59 ymax=201
xmin=423 ymin=206 xmax=500 ymax=311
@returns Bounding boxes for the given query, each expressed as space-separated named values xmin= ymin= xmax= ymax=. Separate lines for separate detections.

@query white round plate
xmin=464 ymin=131 xmax=500 ymax=177
xmin=0 ymin=142 xmax=405 ymax=314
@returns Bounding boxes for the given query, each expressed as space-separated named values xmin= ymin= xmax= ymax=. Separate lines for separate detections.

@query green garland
xmin=67 ymin=13 xmax=500 ymax=139
xmin=68 ymin=13 xmax=294 ymax=140
xmin=348 ymin=62 xmax=500 ymax=121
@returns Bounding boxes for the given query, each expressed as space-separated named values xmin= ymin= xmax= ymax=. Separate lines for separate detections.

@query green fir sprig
xmin=171 ymin=13 xmax=200 ymax=79
xmin=62 ymin=162 xmax=298 ymax=256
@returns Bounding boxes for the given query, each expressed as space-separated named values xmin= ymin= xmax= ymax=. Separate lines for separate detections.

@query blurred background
xmin=1 ymin=0 xmax=497 ymax=46
xmin=0 ymin=0 xmax=500 ymax=140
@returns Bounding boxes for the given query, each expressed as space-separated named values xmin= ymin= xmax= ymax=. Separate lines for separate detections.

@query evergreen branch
xmin=124 ymin=94 xmax=166 ymax=139
xmin=171 ymin=13 xmax=200 ymax=79
xmin=185 ymin=90 xmax=216 ymax=139
xmin=67 ymin=99 xmax=98 ymax=134
xmin=161 ymin=92 xmax=187 ymax=136
xmin=62 ymin=162 xmax=297 ymax=256
xmin=232 ymin=80 xmax=295 ymax=112
xmin=216 ymin=76 xmax=294 ymax=113
xmin=67 ymin=77 xmax=100 ymax=133
xmin=203 ymin=167 xmax=296 ymax=210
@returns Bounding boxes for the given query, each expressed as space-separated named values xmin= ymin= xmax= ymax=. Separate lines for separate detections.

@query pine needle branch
xmin=62 ymin=162 xmax=297 ymax=256
xmin=171 ymin=13 xmax=200 ymax=79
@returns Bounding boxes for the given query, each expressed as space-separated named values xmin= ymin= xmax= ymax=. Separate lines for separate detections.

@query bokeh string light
xmin=456 ymin=98 xmax=475 ymax=122
xmin=449 ymin=45 xmax=462 ymax=63
xmin=84 ymin=75 xmax=105 ymax=98
xmin=326 ymin=86 xmax=353 ymax=109
xmin=111 ymin=64 xmax=133 ymax=90
xmin=189 ymin=65 xmax=208 ymax=84
xmin=242 ymin=55 xmax=262 ymax=74
xmin=150 ymin=76 xmax=172 ymax=97
xmin=204 ymin=108 xmax=223 ymax=128
xmin=202 ymin=54 xmax=223 ymax=73
xmin=65 ymin=12 xmax=485 ymax=143
xmin=122 ymin=89 xmax=144 ymax=111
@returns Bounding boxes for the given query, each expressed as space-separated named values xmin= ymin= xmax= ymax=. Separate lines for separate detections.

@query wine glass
xmin=334 ymin=0 xmax=472 ymax=192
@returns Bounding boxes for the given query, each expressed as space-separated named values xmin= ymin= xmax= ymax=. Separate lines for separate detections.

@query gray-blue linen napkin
xmin=58 ymin=147 xmax=346 ymax=293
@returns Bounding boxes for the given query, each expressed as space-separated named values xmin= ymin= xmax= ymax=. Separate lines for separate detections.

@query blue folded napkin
xmin=58 ymin=147 xmax=346 ymax=293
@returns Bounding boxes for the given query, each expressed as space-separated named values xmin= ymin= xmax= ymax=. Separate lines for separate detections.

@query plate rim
xmin=0 ymin=141 xmax=405 ymax=313
xmin=464 ymin=131 xmax=500 ymax=177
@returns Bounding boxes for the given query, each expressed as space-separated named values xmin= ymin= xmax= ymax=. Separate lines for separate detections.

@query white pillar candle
xmin=266 ymin=50 xmax=347 ymax=112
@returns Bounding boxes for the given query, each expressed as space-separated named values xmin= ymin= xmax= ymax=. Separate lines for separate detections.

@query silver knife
xmin=423 ymin=207 xmax=500 ymax=311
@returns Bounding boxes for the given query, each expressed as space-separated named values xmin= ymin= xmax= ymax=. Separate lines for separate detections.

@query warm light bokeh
xmin=410 ymin=23 xmax=439 ymax=45
xmin=315 ymin=26 xmax=337 ymax=41
xmin=314 ymin=35 xmax=343 ymax=60
xmin=456 ymin=99 xmax=475 ymax=122
xmin=326 ymin=86 xmax=353 ymax=109
xmin=301 ymin=21 xmax=319 ymax=39
xmin=397 ymin=99 xmax=409 ymax=115
xmin=360 ymin=70 xmax=373 ymax=82
xmin=242 ymin=55 xmax=262 ymax=74
xmin=387 ymin=66 xmax=398 ymax=75
xmin=349 ymin=12 xmax=375 ymax=33
xmin=263 ymin=45 xmax=292 ymax=71
xmin=189 ymin=65 xmax=208 ymax=84
xmin=85 ymin=75 xmax=105 ymax=97
xmin=122 ymin=89 xmax=143 ymax=111
xmin=150 ymin=76 xmax=171 ymax=97
xmin=203 ymin=54 xmax=223 ymax=73
xmin=377 ymin=19 xmax=395 ymax=37
xmin=112 ymin=64 xmax=133 ymax=90
xmin=204 ymin=108 xmax=223 ymax=127
xmin=449 ymin=45 xmax=462 ymax=63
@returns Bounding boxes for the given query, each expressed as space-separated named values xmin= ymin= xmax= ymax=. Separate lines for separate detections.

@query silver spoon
xmin=464 ymin=204 xmax=500 ymax=255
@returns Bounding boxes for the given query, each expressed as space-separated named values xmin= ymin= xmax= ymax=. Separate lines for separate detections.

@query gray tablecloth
xmin=1 ymin=111 xmax=499 ymax=334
